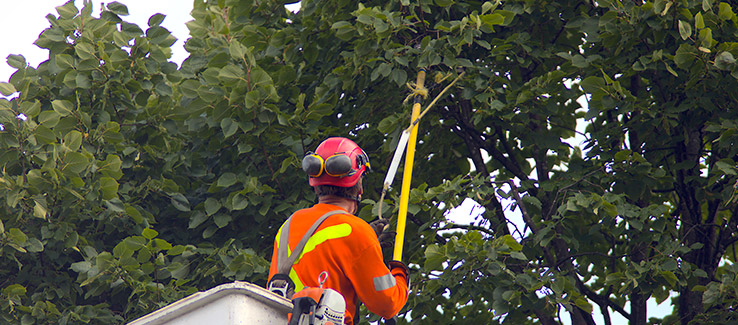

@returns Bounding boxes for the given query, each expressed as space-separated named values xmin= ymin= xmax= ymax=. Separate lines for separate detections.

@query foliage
xmin=1 ymin=0 xmax=738 ymax=324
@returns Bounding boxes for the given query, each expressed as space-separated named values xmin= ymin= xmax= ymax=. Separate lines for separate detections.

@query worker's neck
xmin=318 ymin=195 xmax=357 ymax=215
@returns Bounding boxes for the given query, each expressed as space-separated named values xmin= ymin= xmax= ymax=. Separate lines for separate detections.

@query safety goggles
xmin=302 ymin=151 xmax=371 ymax=178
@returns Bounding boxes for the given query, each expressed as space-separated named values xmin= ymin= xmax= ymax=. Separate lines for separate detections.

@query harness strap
xmin=277 ymin=210 xmax=346 ymax=275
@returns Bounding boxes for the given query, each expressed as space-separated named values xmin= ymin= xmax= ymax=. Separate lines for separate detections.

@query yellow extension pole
xmin=393 ymin=70 xmax=426 ymax=261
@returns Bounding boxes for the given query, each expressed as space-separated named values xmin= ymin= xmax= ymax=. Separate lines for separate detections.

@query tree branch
xmin=438 ymin=224 xmax=495 ymax=237
xmin=576 ymin=277 xmax=631 ymax=319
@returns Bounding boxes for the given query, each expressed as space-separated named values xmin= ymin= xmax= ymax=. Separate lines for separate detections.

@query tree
xmin=1 ymin=0 xmax=737 ymax=324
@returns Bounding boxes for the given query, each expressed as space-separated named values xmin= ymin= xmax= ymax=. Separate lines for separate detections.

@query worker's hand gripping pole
xmin=393 ymin=70 xmax=426 ymax=262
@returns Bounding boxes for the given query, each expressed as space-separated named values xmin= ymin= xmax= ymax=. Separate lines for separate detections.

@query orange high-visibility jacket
xmin=268 ymin=203 xmax=409 ymax=324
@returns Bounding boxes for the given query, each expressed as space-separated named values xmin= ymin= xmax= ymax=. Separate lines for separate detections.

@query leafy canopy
xmin=1 ymin=0 xmax=738 ymax=324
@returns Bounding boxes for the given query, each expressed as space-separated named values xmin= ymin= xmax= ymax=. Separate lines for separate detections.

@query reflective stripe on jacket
xmin=268 ymin=203 xmax=409 ymax=324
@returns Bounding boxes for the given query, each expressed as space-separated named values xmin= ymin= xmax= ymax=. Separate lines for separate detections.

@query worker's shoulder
xmin=326 ymin=212 xmax=369 ymax=227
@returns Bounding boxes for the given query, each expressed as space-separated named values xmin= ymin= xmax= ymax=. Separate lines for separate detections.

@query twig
xmin=506 ymin=180 xmax=540 ymax=234
xmin=438 ymin=224 xmax=495 ymax=237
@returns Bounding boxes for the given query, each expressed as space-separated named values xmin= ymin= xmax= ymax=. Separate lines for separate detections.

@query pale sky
xmin=0 ymin=1 xmax=674 ymax=324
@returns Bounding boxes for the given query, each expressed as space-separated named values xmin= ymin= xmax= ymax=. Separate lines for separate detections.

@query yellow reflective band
xmin=290 ymin=268 xmax=305 ymax=292
xmin=298 ymin=224 xmax=352 ymax=260
xmin=275 ymin=223 xmax=353 ymax=292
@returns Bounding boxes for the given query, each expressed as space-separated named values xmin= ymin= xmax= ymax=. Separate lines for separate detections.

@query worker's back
xmin=268 ymin=203 xmax=408 ymax=324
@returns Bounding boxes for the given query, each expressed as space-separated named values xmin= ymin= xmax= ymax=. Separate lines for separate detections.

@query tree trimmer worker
xmin=267 ymin=137 xmax=409 ymax=324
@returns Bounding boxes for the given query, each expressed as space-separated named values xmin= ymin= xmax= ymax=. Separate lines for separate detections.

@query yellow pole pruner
xmin=378 ymin=68 xmax=465 ymax=261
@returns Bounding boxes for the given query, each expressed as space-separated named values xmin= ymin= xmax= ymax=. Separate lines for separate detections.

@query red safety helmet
xmin=302 ymin=137 xmax=371 ymax=188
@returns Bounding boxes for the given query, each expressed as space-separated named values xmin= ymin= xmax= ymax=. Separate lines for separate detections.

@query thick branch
xmin=576 ymin=277 xmax=631 ymax=319
xmin=506 ymin=180 xmax=558 ymax=266
xmin=494 ymin=125 xmax=527 ymax=180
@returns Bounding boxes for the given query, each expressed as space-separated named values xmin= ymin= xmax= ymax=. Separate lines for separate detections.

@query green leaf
xmin=70 ymin=261 xmax=92 ymax=273
xmin=7 ymin=54 xmax=27 ymax=69
xmin=2 ymin=284 xmax=26 ymax=301
xmin=63 ymin=152 xmax=89 ymax=174
xmin=480 ymin=13 xmax=504 ymax=28
xmin=664 ymin=61 xmax=678 ymax=77
xmin=168 ymin=245 xmax=186 ymax=256
xmin=702 ymin=284 xmax=720 ymax=305
xmin=52 ymin=99 xmax=74 ymax=117
xmin=424 ymin=245 xmax=446 ymax=270
xmin=371 ymin=63 xmax=392 ymax=81
xmin=501 ymin=235 xmax=523 ymax=251
xmin=126 ymin=206 xmax=144 ymax=224
xmin=305 ymin=103 xmax=333 ymax=120
xmin=678 ymin=20 xmax=692 ymax=40
xmin=661 ymin=259 xmax=678 ymax=271
xmin=702 ymin=0 xmax=712 ymax=11
xmin=8 ymin=228 xmax=28 ymax=245
xmin=600 ymin=201 xmax=618 ymax=217
xmin=219 ymin=65 xmax=244 ymax=83
xmin=99 ymin=177 xmax=119 ymax=200
xmin=168 ymin=262 xmax=189 ymax=279
xmin=153 ymin=238 xmax=172 ymax=250
xmin=76 ymin=73 xmax=91 ymax=89
xmin=221 ymin=118 xmax=238 ymax=138
xmin=231 ymin=193 xmax=248 ymax=210
xmin=571 ymin=55 xmax=588 ymax=68
xmin=189 ymin=211 xmax=208 ymax=229
xmin=579 ymin=76 xmax=605 ymax=94
xmin=719 ymin=3 xmax=734 ymax=20
xmin=63 ymin=130 xmax=83 ymax=152
xmin=38 ymin=111 xmax=61 ymax=126
xmin=698 ymin=28 xmax=713 ymax=48
xmin=33 ymin=199 xmax=47 ymax=219
xmin=113 ymin=241 xmax=131 ymax=258
xmin=218 ymin=172 xmax=238 ymax=187
xmin=56 ymin=1 xmax=79 ymax=19
xmin=75 ymin=43 xmax=97 ymax=60
xmin=390 ymin=68 xmax=407 ymax=86
xmin=434 ymin=0 xmax=454 ymax=7
xmin=244 ymin=90 xmax=260 ymax=109
xmin=715 ymin=52 xmax=736 ymax=70
xmin=661 ymin=271 xmax=678 ymax=286
xmin=0 ymin=82 xmax=16 ymax=96
xmin=510 ymin=251 xmax=527 ymax=260
xmin=204 ymin=197 xmax=221 ymax=216
xmin=124 ymin=236 xmax=147 ymax=250
xmin=202 ymin=225 xmax=218 ymax=239
xmin=574 ymin=297 xmax=593 ymax=314
xmin=142 ymin=228 xmax=159 ymax=239
xmin=214 ymin=214 xmax=232 ymax=228
xmin=695 ymin=12 xmax=705 ymax=30
xmin=229 ymin=41 xmax=248 ymax=59
xmin=26 ymin=238 xmax=44 ymax=252
xmin=107 ymin=1 xmax=129 ymax=16
xmin=100 ymin=154 xmax=124 ymax=179
xmin=170 ymin=193 xmax=191 ymax=211
xmin=55 ymin=54 xmax=75 ymax=70
xmin=674 ymin=44 xmax=697 ymax=70
xmin=249 ymin=67 xmax=273 ymax=87
xmin=482 ymin=1 xmax=497 ymax=14
xmin=20 ymin=100 xmax=41 ymax=118
xmin=148 ymin=13 xmax=166 ymax=27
